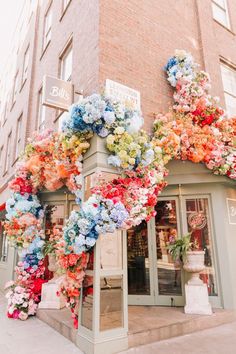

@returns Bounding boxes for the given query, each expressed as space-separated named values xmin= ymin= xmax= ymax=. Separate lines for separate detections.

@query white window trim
xmin=212 ymin=0 xmax=231 ymax=29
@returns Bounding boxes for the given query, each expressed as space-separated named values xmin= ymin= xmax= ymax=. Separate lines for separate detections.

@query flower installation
xmin=3 ymin=50 xmax=235 ymax=327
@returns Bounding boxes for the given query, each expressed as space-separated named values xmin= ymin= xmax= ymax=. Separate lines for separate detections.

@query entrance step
xmin=37 ymin=307 xmax=77 ymax=344
xmin=37 ymin=306 xmax=236 ymax=352
xmin=126 ymin=306 xmax=236 ymax=350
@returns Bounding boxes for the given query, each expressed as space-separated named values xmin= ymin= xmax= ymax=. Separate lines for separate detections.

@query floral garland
xmin=4 ymin=50 xmax=235 ymax=326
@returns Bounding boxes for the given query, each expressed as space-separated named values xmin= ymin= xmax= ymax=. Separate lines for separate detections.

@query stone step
xmin=37 ymin=306 xmax=236 ymax=353
xmin=126 ymin=306 xmax=236 ymax=351
xmin=37 ymin=307 xmax=77 ymax=344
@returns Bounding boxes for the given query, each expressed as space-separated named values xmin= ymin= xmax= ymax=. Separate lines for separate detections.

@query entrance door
xmin=40 ymin=190 xmax=78 ymax=235
xmin=153 ymin=197 xmax=184 ymax=306
xmin=127 ymin=197 xmax=184 ymax=306
xmin=128 ymin=194 xmax=221 ymax=308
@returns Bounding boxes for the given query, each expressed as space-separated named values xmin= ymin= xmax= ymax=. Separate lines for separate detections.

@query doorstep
xmin=127 ymin=306 xmax=236 ymax=349
xmin=36 ymin=306 xmax=236 ymax=351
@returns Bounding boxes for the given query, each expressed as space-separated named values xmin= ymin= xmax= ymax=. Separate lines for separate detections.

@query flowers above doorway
xmin=3 ymin=50 xmax=236 ymax=328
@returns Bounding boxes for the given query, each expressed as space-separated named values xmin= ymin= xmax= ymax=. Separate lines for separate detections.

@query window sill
xmin=40 ymin=40 xmax=51 ymax=61
xmin=213 ymin=19 xmax=235 ymax=35
xmin=60 ymin=0 xmax=72 ymax=22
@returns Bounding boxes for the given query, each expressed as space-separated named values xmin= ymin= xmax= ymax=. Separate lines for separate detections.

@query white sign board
xmin=42 ymin=75 xmax=74 ymax=111
xmin=105 ymin=79 xmax=140 ymax=110
xmin=227 ymin=198 xmax=236 ymax=225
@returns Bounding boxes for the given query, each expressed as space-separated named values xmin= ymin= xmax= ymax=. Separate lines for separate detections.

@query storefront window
xmin=185 ymin=198 xmax=218 ymax=296
xmin=81 ymin=275 xmax=94 ymax=330
xmin=155 ymin=200 xmax=182 ymax=296
xmin=127 ymin=221 xmax=150 ymax=295
xmin=100 ymin=276 xmax=123 ymax=331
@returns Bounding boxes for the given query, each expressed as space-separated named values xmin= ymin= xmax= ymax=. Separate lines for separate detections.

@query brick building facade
xmin=0 ymin=1 xmax=236 ymax=351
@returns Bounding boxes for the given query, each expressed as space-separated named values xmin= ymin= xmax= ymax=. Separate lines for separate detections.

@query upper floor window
xmin=60 ymin=43 xmax=72 ymax=81
xmin=12 ymin=72 xmax=19 ymax=104
xmin=15 ymin=114 xmax=23 ymax=160
xmin=220 ymin=63 xmax=236 ymax=117
xmin=0 ymin=145 xmax=3 ymax=175
xmin=43 ymin=4 xmax=52 ymax=50
xmin=37 ymin=88 xmax=46 ymax=131
xmin=4 ymin=132 xmax=12 ymax=173
xmin=22 ymin=46 xmax=30 ymax=85
xmin=212 ymin=0 xmax=230 ymax=28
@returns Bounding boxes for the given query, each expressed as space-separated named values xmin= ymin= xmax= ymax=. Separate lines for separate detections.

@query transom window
xmin=220 ymin=63 xmax=236 ymax=117
xmin=212 ymin=0 xmax=230 ymax=28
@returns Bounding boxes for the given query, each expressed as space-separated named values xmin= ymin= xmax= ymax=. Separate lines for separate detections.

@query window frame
xmin=14 ymin=114 xmax=23 ymax=161
xmin=59 ymin=40 xmax=73 ymax=82
xmin=4 ymin=131 xmax=12 ymax=174
xmin=62 ymin=0 xmax=72 ymax=15
xmin=212 ymin=0 xmax=231 ymax=29
xmin=42 ymin=2 xmax=52 ymax=52
xmin=220 ymin=61 xmax=236 ymax=117
xmin=37 ymin=87 xmax=46 ymax=132
xmin=12 ymin=71 xmax=19 ymax=106
xmin=21 ymin=45 xmax=30 ymax=87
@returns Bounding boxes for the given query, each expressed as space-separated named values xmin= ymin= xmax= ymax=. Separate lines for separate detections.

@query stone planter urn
xmin=38 ymin=253 xmax=66 ymax=310
xmin=183 ymin=250 xmax=212 ymax=315
xmin=48 ymin=253 xmax=58 ymax=275
xmin=183 ymin=251 xmax=205 ymax=285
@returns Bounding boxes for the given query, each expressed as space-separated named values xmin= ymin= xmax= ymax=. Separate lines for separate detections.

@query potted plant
xmin=167 ymin=233 xmax=205 ymax=285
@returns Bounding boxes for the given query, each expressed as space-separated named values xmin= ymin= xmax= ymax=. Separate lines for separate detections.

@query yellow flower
xmin=106 ymin=134 xmax=115 ymax=145
xmin=128 ymin=158 xmax=135 ymax=165
xmin=114 ymin=127 xmax=125 ymax=135
xmin=118 ymin=150 xmax=128 ymax=160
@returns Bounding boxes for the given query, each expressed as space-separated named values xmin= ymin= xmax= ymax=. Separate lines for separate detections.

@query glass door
xmin=181 ymin=195 xmax=221 ymax=307
xmin=127 ymin=221 xmax=155 ymax=305
xmin=152 ymin=197 xmax=185 ymax=306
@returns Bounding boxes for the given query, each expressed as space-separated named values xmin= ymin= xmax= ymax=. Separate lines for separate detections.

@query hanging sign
xmin=42 ymin=75 xmax=74 ymax=111
xmin=188 ymin=212 xmax=207 ymax=230
xmin=227 ymin=199 xmax=236 ymax=225
xmin=105 ymin=79 xmax=141 ymax=110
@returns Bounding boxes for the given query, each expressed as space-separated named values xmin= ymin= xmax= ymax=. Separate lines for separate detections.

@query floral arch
xmin=4 ymin=50 xmax=236 ymax=327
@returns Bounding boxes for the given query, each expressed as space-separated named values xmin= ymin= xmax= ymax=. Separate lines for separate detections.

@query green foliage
xmin=167 ymin=233 xmax=198 ymax=262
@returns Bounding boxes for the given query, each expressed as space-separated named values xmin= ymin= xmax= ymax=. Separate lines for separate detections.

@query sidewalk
xmin=122 ymin=321 xmax=236 ymax=354
xmin=0 ymin=293 xmax=83 ymax=354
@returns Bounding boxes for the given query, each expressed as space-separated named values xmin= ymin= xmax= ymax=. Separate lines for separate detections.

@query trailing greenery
xmin=167 ymin=233 xmax=198 ymax=262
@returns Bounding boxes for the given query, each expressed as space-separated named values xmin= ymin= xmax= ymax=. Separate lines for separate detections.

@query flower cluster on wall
xmin=4 ymin=50 xmax=235 ymax=327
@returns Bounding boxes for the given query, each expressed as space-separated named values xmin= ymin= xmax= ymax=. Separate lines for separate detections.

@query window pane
xmin=212 ymin=2 xmax=228 ymax=27
xmin=100 ymin=275 xmax=123 ymax=331
xmin=155 ymin=200 xmax=182 ymax=296
xmin=61 ymin=47 xmax=72 ymax=81
xmin=81 ymin=274 xmax=93 ymax=330
xmin=224 ymin=93 xmax=236 ymax=117
xmin=221 ymin=65 xmax=236 ymax=96
xmin=214 ymin=0 xmax=226 ymax=9
xmin=127 ymin=221 xmax=151 ymax=295
xmin=185 ymin=198 xmax=218 ymax=296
